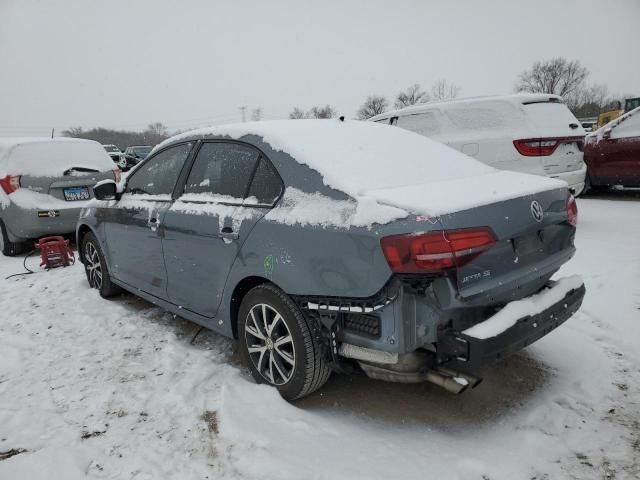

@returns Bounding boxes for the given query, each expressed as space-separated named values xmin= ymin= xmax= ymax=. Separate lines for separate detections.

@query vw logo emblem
xmin=530 ymin=200 xmax=544 ymax=222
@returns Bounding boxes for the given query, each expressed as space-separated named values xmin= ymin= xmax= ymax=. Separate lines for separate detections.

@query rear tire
xmin=0 ymin=219 xmax=23 ymax=257
xmin=81 ymin=232 xmax=122 ymax=298
xmin=238 ymin=284 xmax=331 ymax=400
xmin=584 ymin=175 xmax=609 ymax=195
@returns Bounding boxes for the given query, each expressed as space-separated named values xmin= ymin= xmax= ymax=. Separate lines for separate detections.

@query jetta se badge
xmin=530 ymin=200 xmax=544 ymax=222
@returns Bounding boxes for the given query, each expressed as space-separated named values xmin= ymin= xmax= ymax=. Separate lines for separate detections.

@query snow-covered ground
xmin=0 ymin=194 xmax=638 ymax=479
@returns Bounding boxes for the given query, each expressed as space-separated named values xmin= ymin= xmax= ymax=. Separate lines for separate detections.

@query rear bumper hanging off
xmin=437 ymin=281 xmax=586 ymax=369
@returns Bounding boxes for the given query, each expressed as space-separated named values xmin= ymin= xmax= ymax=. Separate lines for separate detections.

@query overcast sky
xmin=1 ymin=0 xmax=639 ymax=136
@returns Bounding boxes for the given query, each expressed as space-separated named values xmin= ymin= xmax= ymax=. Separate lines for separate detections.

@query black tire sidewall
xmin=81 ymin=232 xmax=119 ymax=298
xmin=0 ymin=218 xmax=20 ymax=256
xmin=238 ymin=286 xmax=314 ymax=401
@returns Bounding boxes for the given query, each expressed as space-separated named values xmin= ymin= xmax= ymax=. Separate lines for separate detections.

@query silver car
xmin=0 ymin=137 xmax=118 ymax=256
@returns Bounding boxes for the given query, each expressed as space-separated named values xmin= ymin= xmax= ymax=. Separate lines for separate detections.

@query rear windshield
xmin=522 ymin=102 xmax=583 ymax=135
xmin=1 ymin=140 xmax=115 ymax=177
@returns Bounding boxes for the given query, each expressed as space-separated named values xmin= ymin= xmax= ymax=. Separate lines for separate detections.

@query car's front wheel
xmin=238 ymin=284 xmax=331 ymax=400
xmin=81 ymin=232 xmax=122 ymax=298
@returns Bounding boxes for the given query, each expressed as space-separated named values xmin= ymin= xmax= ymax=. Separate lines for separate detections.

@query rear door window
xmin=396 ymin=111 xmax=441 ymax=136
xmin=183 ymin=142 xmax=259 ymax=201
xmin=126 ymin=143 xmax=193 ymax=196
xmin=246 ymin=158 xmax=283 ymax=205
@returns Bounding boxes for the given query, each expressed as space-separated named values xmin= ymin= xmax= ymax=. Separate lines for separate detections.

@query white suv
xmin=370 ymin=94 xmax=587 ymax=195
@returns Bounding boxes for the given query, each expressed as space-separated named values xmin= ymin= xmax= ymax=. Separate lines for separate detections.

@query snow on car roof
xmin=156 ymin=119 xmax=565 ymax=217
xmin=368 ymin=93 xmax=564 ymax=121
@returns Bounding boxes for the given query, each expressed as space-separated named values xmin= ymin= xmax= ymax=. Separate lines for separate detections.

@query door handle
xmin=220 ymin=227 xmax=239 ymax=243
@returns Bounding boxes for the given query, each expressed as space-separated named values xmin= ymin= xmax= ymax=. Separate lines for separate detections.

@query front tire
xmin=238 ymin=284 xmax=331 ymax=400
xmin=0 ymin=219 xmax=23 ymax=257
xmin=81 ymin=232 xmax=122 ymax=298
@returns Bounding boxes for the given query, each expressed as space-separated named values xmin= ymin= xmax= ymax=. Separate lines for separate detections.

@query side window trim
xmin=175 ymin=140 xmax=284 ymax=209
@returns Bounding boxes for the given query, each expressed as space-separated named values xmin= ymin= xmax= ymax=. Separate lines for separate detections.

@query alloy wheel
xmin=84 ymin=242 xmax=103 ymax=289
xmin=244 ymin=303 xmax=296 ymax=385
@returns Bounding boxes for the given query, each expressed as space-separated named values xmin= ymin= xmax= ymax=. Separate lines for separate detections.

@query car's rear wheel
xmin=81 ymin=232 xmax=122 ymax=298
xmin=584 ymin=175 xmax=609 ymax=195
xmin=0 ymin=219 xmax=23 ymax=257
xmin=238 ymin=284 xmax=331 ymax=400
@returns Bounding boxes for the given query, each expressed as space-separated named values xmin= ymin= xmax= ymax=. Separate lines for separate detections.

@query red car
xmin=583 ymin=107 xmax=640 ymax=192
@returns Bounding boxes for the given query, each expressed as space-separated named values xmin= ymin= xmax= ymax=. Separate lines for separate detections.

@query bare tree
xmin=62 ymin=126 xmax=84 ymax=137
xmin=515 ymin=57 xmax=589 ymax=100
xmin=395 ymin=84 xmax=429 ymax=109
xmin=146 ymin=122 xmax=169 ymax=137
xmin=431 ymin=79 xmax=461 ymax=101
xmin=357 ymin=95 xmax=389 ymax=120
xmin=309 ymin=105 xmax=336 ymax=119
xmin=251 ymin=107 xmax=263 ymax=121
xmin=289 ymin=107 xmax=307 ymax=119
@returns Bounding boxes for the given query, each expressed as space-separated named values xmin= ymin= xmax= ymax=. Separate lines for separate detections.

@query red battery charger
xmin=35 ymin=236 xmax=75 ymax=269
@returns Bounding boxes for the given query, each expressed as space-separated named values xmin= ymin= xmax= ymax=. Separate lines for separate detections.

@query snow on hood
xmin=156 ymin=120 xmax=566 ymax=218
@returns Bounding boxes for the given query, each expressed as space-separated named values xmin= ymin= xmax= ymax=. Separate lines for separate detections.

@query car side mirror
xmin=94 ymin=180 xmax=118 ymax=200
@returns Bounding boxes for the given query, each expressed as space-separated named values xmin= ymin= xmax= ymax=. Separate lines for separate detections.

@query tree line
xmin=62 ymin=58 xmax=635 ymax=144
xmin=62 ymin=122 xmax=170 ymax=150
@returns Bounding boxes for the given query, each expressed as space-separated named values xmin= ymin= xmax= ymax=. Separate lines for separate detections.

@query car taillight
xmin=513 ymin=139 xmax=560 ymax=156
xmin=381 ymin=227 xmax=497 ymax=274
xmin=513 ymin=136 xmax=585 ymax=157
xmin=112 ymin=167 xmax=122 ymax=183
xmin=567 ymin=195 xmax=578 ymax=226
xmin=0 ymin=175 xmax=21 ymax=194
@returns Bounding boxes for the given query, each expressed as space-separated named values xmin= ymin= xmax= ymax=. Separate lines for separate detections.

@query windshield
xmin=523 ymin=102 xmax=585 ymax=136
xmin=133 ymin=146 xmax=152 ymax=156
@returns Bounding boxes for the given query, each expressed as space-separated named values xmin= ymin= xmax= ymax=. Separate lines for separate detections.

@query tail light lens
xmin=112 ymin=167 xmax=122 ymax=183
xmin=513 ymin=139 xmax=560 ymax=156
xmin=381 ymin=228 xmax=497 ymax=274
xmin=567 ymin=195 xmax=578 ymax=226
xmin=0 ymin=175 xmax=21 ymax=194
xmin=513 ymin=136 xmax=585 ymax=157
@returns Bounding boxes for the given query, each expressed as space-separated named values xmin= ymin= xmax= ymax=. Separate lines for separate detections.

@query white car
xmin=102 ymin=144 xmax=125 ymax=165
xmin=370 ymin=94 xmax=587 ymax=195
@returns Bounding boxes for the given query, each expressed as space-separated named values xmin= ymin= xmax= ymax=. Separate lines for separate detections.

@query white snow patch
xmin=7 ymin=189 xmax=93 ymax=210
xmin=0 ymin=137 xmax=114 ymax=177
xmin=463 ymin=275 xmax=584 ymax=339
xmin=154 ymin=120 xmax=566 ymax=218
xmin=264 ymin=187 xmax=407 ymax=228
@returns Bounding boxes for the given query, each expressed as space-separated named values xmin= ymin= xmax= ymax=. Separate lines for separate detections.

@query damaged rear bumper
xmin=437 ymin=280 xmax=586 ymax=369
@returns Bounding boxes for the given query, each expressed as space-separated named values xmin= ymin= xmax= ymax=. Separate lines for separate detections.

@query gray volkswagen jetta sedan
xmin=77 ymin=120 xmax=585 ymax=400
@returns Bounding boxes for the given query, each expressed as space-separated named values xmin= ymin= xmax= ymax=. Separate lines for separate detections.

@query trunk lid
xmin=436 ymin=186 xmax=574 ymax=302
xmin=21 ymin=170 xmax=115 ymax=202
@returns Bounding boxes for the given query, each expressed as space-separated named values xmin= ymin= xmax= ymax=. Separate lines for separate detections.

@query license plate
xmin=63 ymin=187 xmax=90 ymax=201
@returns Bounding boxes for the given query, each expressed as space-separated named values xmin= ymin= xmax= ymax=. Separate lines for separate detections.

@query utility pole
xmin=252 ymin=107 xmax=262 ymax=121
xmin=239 ymin=106 xmax=247 ymax=122
xmin=51 ymin=128 xmax=55 ymax=138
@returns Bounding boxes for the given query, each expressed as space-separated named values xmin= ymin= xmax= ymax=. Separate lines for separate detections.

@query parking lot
xmin=0 ymin=192 xmax=638 ymax=480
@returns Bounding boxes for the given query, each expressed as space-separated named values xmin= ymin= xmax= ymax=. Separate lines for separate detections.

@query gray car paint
xmin=77 ymin=132 xmax=575 ymax=357
xmin=2 ymin=171 xmax=115 ymax=244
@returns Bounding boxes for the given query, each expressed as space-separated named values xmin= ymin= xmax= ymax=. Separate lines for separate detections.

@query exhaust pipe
xmin=425 ymin=370 xmax=471 ymax=394
xmin=436 ymin=367 xmax=483 ymax=390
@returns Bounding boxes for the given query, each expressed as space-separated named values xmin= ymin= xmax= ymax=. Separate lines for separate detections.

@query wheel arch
xmin=76 ymin=223 xmax=97 ymax=263
xmin=229 ymin=275 xmax=277 ymax=339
